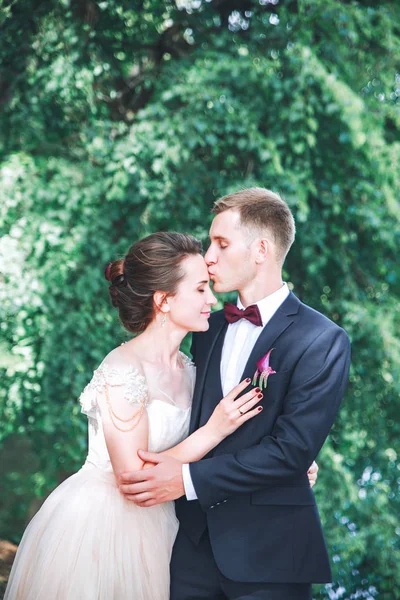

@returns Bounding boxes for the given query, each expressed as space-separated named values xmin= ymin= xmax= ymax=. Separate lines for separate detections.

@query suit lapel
xmin=189 ymin=293 xmax=301 ymax=431
xmin=240 ymin=292 xmax=301 ymax=382
xmin=189 ymin=311 xmax=227 ymax=433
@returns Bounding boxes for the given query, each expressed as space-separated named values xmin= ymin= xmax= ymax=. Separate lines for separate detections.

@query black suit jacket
xmin=175 ymin=292 xmax=351 ymax=584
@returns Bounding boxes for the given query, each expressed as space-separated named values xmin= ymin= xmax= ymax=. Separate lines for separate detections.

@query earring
xmin=161 ymin=314 xmax=167 ymax=327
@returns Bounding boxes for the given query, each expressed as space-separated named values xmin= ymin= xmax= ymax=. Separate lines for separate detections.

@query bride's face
xmin=167 ymin=254 xmax=217 ymax=332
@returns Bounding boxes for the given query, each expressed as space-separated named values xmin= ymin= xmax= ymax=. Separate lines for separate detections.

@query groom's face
xmin=205 ymin=209 xmax=256 ymax=293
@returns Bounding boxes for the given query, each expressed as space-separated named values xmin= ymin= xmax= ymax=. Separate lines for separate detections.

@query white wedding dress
xmin=5 ymin=348 xmax=195 ymax=600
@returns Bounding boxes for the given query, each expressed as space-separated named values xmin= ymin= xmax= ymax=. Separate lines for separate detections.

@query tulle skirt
xmin=5 ymin=465 xmax=179 ymax=599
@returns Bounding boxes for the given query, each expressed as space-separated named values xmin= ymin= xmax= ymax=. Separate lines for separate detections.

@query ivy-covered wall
xmin=0 ymin=1 xmax=399 ymax=598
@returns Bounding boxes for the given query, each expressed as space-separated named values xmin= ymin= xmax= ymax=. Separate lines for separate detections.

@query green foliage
xmin=1 ymin=1 xmax=399 ymax=597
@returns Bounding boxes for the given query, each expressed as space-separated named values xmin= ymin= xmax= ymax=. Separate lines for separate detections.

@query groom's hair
xmin=212 ymin=187 xmax=295 ymax=263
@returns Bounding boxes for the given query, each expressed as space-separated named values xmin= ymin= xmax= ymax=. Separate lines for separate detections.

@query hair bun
xmin=105 ymin=260 xmax=126 ymax=308
xmin=104 ymin=262 xmax=113 ymax=282
xmin=109 ymin=287 xmax=119 ymax=307
xmin=104 ymin=259 xmax=125 ymax=283
xmin=112 ymin=274 xmax=126 ymax=286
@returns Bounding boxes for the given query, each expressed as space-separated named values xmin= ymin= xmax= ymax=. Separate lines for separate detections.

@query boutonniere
xmin=252 ymin=348 xmax=276 ymax=390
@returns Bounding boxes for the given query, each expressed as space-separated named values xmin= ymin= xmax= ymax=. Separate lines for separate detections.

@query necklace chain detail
xmin=105 ymin=385 xmax=146 ymax=432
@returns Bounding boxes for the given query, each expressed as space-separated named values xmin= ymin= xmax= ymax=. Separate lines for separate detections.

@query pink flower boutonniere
xmin=252 ymin=348 xmax=276 ymax=390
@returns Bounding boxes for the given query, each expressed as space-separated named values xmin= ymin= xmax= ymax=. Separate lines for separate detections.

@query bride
xmin=5 ymin=232 xmax=316 ymax=599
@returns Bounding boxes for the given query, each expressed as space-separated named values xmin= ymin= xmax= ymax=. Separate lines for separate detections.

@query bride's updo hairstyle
xmin=105 ymin=232 xmax=202 ymax=333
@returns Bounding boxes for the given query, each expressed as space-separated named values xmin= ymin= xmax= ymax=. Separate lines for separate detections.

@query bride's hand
xmin=206 ymin=378 xmax=263 ymax=440
xmin=307 ymin=461 xmax=319 ymax=487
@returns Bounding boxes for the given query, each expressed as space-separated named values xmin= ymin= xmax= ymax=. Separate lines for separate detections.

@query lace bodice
xmin=79 ymin=349 xmax=195 ymax=472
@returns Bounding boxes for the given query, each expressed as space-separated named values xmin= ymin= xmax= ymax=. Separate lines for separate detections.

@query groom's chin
xmin=213 ymin=282 xmax=230 ymax=294
xmin=211 ymin=281 xmax=223 ymax=293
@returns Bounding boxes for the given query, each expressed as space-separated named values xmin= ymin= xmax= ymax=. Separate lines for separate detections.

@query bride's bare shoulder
xmin=101 ymin=340 xmax=143 ymax=370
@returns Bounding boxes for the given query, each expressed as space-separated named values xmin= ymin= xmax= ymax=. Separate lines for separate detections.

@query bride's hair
xmin=105 ymin=232 xmax=202 ymax=333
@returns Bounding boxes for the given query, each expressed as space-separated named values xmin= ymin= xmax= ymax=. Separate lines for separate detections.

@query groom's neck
xmin=238 ymin=274 xmax=284 ymax=308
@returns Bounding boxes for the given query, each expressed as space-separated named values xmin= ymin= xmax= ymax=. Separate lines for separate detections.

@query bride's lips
xmin=201 ymin=312 xmax=211 ymax=318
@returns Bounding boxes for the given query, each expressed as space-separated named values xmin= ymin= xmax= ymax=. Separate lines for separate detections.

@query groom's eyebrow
xmin=212 ymin=235 xmax=229 ymax=242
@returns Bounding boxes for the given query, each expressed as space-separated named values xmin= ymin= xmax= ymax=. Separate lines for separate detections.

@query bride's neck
xmin=125 ymin=321 xmax=186 ymax=369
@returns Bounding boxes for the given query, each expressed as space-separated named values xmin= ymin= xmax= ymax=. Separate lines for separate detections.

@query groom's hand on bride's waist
xmin=118 ymin=450 xmax=185 ymax=507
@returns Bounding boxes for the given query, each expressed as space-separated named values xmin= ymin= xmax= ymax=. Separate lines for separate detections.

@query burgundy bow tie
xmin=224 ymin=302 xmax=263 ymax=327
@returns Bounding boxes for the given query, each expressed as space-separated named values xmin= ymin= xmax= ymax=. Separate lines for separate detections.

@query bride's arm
xmin=99 ymin=379 xmax=262 ymax=479
xmin=159 ymin=379 xmax=263 ymax=463
xmin=101 ymin=384 xmax=319 ymax=490
xmin=98 ymin=385 xmax=149 ymax=478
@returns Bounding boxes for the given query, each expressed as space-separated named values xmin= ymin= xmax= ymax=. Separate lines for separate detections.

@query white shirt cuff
xmin=182 ymin=463 xmax=198 ymax=500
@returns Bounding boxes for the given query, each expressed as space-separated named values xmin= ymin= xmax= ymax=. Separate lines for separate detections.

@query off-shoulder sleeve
xmin=79 ymin=363 xmax=149 ymax=419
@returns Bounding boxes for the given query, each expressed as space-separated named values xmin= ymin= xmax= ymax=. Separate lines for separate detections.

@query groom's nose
xmin=204 ymin=245 xmax=216 ymax=266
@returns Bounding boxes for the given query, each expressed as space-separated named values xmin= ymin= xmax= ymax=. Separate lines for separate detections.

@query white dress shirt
xmin=182 ymin=283 xmax=290 ymax=500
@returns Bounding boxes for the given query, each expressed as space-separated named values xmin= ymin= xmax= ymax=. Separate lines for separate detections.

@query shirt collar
xmin=237 ymin=283 xmax=290 ymax=326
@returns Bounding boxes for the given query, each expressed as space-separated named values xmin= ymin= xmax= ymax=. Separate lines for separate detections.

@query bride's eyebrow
xmin=197 ymin=280 xmax=208 ymax=285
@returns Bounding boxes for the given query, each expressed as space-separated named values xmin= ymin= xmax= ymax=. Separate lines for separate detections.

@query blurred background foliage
xmin=0 ymin=0 xmax=399 ymax=598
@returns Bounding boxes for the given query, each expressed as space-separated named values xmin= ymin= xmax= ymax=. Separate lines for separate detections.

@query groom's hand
xmin=119 ymin=450 xmax=185 ymax=507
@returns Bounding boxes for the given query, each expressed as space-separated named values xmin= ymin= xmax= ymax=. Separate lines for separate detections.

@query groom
xmin=120 ymin=187 xmax=351 ymax=599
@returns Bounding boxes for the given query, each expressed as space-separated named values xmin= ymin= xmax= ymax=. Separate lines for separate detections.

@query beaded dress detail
xmin=5 ymin=348 xmax=195 ymax=600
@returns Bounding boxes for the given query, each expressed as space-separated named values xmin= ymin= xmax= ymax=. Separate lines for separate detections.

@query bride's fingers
xmin=308 ymin=473 xmax=317 ymax=487
xmin=238 ymin=404 xmax=264 ymax=422
xmin=234 ymin=387 xmax=262 ymax=409
xmin=237 ymin=391 xmax=263 ymax=414
xmin=224 ymin=378 xmax=252 ymax=402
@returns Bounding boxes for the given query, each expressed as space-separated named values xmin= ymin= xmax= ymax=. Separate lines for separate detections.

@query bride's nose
xmin=206 ymin=289 xmax=217 ymax=306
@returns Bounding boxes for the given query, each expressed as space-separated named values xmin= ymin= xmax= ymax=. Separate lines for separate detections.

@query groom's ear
xmin=255 ymin=238 xmax=269 ymax=264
